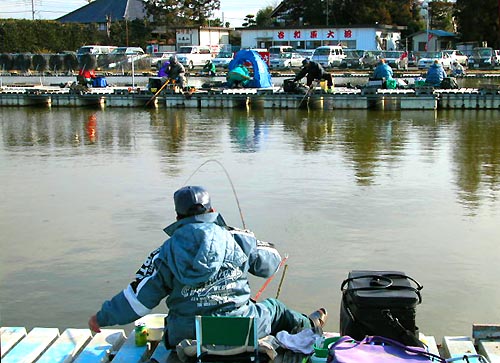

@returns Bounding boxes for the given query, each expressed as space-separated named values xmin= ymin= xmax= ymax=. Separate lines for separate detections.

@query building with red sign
xmin=239 ymin=24 xmax=406 ymax=52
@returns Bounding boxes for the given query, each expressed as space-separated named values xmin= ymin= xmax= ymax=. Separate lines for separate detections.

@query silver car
xmin=381 ymin=51 xmax=408 ymax=70
xmin=269 ymin=52 xmax=305 ymax=68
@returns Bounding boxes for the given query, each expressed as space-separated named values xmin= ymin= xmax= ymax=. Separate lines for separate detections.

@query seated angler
xmin=88 ymin=186 xmax=328 ymax=348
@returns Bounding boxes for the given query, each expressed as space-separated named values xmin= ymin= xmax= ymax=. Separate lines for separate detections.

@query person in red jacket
xmin=78 ymin=68 xmax=96 ymax=87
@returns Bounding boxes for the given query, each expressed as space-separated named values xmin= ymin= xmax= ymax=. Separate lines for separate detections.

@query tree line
xmin=0 ymin=19 xmax=153 ymax=53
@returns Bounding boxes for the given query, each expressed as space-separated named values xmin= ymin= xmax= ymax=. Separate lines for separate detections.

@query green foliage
xmin=256 ymin=6 xmax=275 ymax=27
xmin=455 ymin=0 xmax=499 ymax=48
xmin=143 ymin=0 xmax=220 ymax=26
xmin=0 ymin=19 xmax=154 ymax=53
xmin=242 ymin=14 xmax=257 ymax=27
xmin=428 ymin=1 xmax=455 ymax=33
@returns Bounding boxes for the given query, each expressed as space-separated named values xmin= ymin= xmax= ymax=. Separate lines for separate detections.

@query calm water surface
xmin=1 ymin=106 xmax=500 ymax=341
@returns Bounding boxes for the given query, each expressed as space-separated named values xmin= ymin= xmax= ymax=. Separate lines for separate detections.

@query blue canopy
xmin=228 ymin=50 xmax=272 ymax=88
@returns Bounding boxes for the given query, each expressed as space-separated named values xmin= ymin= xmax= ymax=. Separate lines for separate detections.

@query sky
xmin=0 ymin=0 xmax=278 ymax=27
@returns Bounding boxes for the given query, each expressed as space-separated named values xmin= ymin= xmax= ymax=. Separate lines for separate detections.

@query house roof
xmin=410 ymin=29 xmax=457 ymax=38
xmin=57 ymin=0 xmax=147 ymax=23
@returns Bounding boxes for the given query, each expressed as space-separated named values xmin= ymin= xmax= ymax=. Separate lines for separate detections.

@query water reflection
xmin=449 ymin=110 xmax=500 ymax=212
xmin=1 ymin=107 xmax=500 ymax=210
xmin=1 ymin=106 xmax=500 ymax=338
xmin=229 ymin=109 xmax=270 ymax=153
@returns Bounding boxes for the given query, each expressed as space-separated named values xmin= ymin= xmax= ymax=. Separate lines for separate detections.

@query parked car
xmin=312 ymin=45 xmax=345 ymax=67
xmin=467 ymin=47 xmax=500 ymax=69
xmin=212 ymin=51 xmax=234 ymax=69
xmin=381 ymin=50 xmax=408 ymax=70
xmin=417 ymin=51 xmax=452 ymax=70
xmin=110 ymin=47 xmax=145 ymax=55
xmin=443 ymin=50 xmax=468 ymax=66
xmin=296 ymin=49 xmax=315 ymax=59
xmin=269 ymin=45 xmax=295 ymax=59
xmin=361 ymin=50 xmax=383 ymax=69
xmin=269 ymin=52 xmax=305 ymax=68
xmin=176 ymin=45 xmax=213 ymax=69
xmin=339 ymin=50 xmax=371 ymax=69
xmin=150 ymin=51 xmax=175 ymax=69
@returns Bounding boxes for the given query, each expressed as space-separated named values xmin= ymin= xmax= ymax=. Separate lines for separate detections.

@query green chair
xmin=195 ymin=315 xmax=260 ymax=363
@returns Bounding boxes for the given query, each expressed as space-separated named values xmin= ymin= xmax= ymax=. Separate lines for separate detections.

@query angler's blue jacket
xmin=95 ymin=212 xmax=282 ymax=346
xmin=425 ymin=62 xmax=447 ymax=86
xmin=373 ymin=63 xmax=393 ymax=80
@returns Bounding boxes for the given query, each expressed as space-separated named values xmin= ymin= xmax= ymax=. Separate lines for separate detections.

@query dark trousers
xmin=306 ymin=73 xmax=333 ymax=88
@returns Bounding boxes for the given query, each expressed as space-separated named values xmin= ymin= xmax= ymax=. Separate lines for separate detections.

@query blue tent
xmin=228 ymin=50 xmax=272 ymax=88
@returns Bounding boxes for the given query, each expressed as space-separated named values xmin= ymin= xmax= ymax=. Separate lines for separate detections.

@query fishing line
xmin=183 ymin=159 xmax=246 ymax=229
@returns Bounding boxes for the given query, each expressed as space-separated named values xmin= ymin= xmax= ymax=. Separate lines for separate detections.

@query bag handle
xmin=445 ymin=355 xmax=490 ymax=363
xmin=341 ymin=273 xmax=423 ymax=304
xmin=366 ymin=336 xmax=444 ymax=361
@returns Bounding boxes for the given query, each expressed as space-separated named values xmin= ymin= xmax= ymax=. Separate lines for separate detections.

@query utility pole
xmin=32 ymin=0 xmax=35 ymax=20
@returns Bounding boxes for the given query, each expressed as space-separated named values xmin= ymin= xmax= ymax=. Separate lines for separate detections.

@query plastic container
xmin=313 ymin=336 xmax=341 ymax=358
xmin=135 ymin=313 xmax=167 ymax=341
xmin=386 ymin=79 xmax=397 ymax=89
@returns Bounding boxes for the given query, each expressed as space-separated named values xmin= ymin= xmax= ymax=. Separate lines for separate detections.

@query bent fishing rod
xmin=184 ymin=159 xmax=290 ymax=299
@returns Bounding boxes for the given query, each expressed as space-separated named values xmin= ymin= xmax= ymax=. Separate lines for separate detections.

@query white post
xmin=131 ymin=54 xmax=135 ymax=89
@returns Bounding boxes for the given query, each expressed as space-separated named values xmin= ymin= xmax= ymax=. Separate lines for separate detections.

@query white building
xmin=239 ymin=24 xmax=405 ymax=51
xmin=174 ymin=26 xmax=232 ymax=53
xmin=410 ymin=30 xmax=457 ymax=52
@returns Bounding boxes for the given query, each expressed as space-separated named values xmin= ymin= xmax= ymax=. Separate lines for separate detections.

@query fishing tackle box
xmin=339 ymin=270 xmax=423 ymax=346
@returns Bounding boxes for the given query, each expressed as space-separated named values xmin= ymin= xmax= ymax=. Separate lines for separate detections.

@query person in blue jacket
xmin=372 ymin=58 xmax=393 ymax=80
xmin=88 ymin=186 xmax=327 ymax=348
xmin=425 ymin=59 xmax=447 ymax=87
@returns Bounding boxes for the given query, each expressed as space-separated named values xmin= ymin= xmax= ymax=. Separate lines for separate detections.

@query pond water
xmin=1 ymin=106 xmax=499 ymax=342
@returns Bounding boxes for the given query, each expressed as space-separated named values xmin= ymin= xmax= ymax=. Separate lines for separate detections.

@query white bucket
xmin=135 ymin=313 xmax=167 ymax=341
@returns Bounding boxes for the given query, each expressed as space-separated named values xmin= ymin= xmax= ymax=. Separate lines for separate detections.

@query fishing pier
xmin=1 ymin=84 xmax=500 ymax=110
xmin=2 ymin=321 xmax=500 ymax=363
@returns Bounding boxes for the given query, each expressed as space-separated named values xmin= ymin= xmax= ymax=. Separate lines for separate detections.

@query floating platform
xmin=1 ymin=85 xmax=500 ymax=110
xmin=2 ymin=320 xmax=500 ymax=363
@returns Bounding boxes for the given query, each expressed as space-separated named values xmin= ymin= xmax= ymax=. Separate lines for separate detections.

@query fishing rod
xmin=183 ymin=159 xmax=246 ymax=229
xmin=253 ymin=254 xmax=289 ymax=301
xmin=185 ymin=160 xmax=290 ymax=300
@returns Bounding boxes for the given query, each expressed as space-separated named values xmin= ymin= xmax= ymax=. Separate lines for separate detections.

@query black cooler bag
xmin=340 ymin=270 xmax=423 ymax=346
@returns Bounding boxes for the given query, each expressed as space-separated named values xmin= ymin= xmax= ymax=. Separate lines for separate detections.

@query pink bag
xmin=327 ymin=336 xmax=444 ymax=363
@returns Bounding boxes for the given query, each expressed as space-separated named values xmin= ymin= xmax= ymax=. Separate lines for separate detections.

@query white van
xmin=312 ymin=46 xmax=345 ymax=67
xmin=269 ymin=45 xmax=294 ymax=58
xmin=176 ymin=45 xmax=213 ymax=69
xmin=77 ymin=45 xmax=116 ymax=56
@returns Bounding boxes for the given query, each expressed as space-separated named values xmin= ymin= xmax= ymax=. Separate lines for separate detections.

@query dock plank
xmin=473 ymin=324 xmax=500 ymax=341
xmin=36 ymin=328 xmax=92 ymax=363
xmin=110 ymin=329 xmax=149 ymax=363
xmin=1 ymin=327 xmax=27 ymax=357
xmin=2 ymin=327 xmax=59 ymax=363
xmin=443 ymin=336 xmax=482 ymax=362
xmin=419 ymin=333 xmax=440 ymax=356
xmin=73 ymin=329 xmax=126 ymax=363
xmin=478 ymin=340 xmax=500 ymax=363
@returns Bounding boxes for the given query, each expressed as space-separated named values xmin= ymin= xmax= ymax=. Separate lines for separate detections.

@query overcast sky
xmin=0 ymin=0 xmax=279 ymax=27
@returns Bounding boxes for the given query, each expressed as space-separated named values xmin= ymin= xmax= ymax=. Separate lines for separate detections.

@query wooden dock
xmin=2 ymin=319 xmax=500 ymax=363
xmin=1 ymin=85 xmax=500 ymax=110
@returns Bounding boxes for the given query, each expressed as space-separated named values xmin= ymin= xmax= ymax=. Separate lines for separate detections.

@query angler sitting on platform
xmin=294 ymin=59 xmax=334 ymax=93
xmin=425 ymin=60 xmax=447 ymax=87
xmin=226 ymin=63 xmax=252 ymax=87
xmin=163 ymin=55 xmax=186 ymax=90
xmin=77 ymin=67 xmax=96 ymax=88
xmin=88 ymin=185 xmax=328 ymax=348
xmin=372 ymin=58 xmax=393 ymax=80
